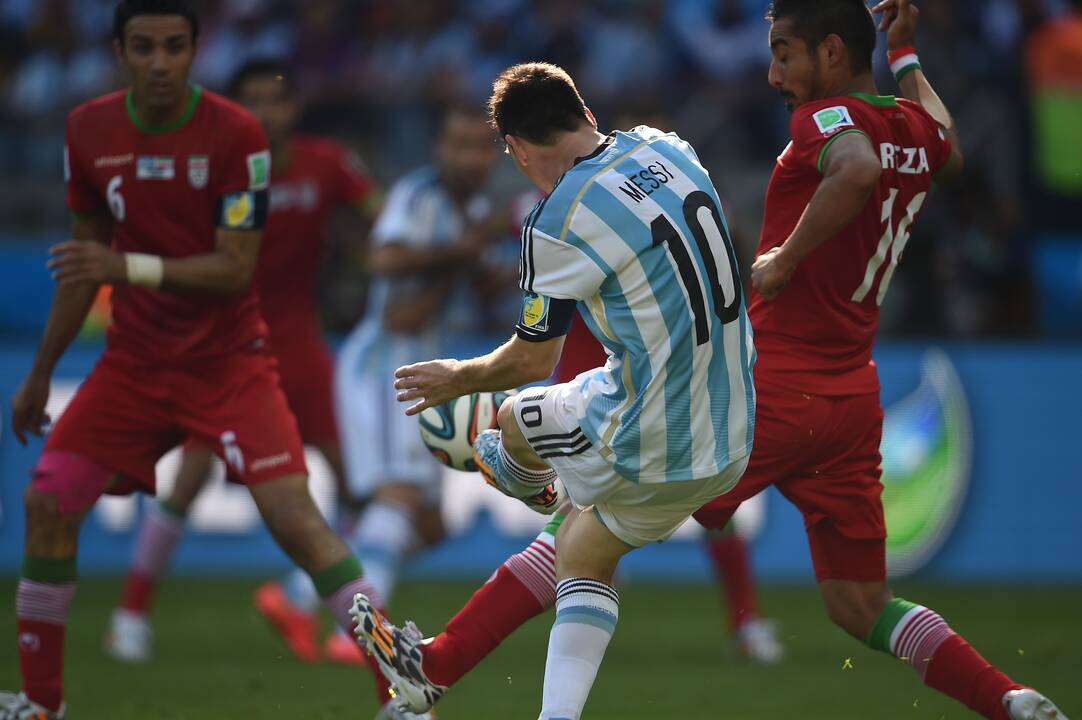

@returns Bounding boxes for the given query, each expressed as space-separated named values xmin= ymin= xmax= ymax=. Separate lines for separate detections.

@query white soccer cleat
xmin=104 ymin=609 xmax=152 ymax=663
xmin=735 ymin=618 xmax=785 ymax=665
xmin=0 ymin=691 xmax=66 ymax=719
xmin=1004 ymin=689 xmax=1069 ymax=720
xmin=374 ymin=700 xmax=437 ymax=719
xmin=351 ymin=593 xmax=446 ymax=714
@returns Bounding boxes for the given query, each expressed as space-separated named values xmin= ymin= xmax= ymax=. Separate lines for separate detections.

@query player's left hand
xmin=751 ymin=247 xmax=796 ymax=302
xmin=47 ymin=240 xmax=126 ymax=286
xmin=394 ymin=359 xmax=466 ymax=416
xmin=872 ymin=0 xmax=920 ymax=50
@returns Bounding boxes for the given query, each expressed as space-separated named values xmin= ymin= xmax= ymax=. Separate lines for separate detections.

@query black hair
xmin=113 ymin=0 xmax=199 ymax=44
xmin=488 ymin=62 xmax=590 ymax=146
xmin=767 ymin=0 xmax=876 ymax=74
xmin=227 ymin=58 xmax=294 ymax=99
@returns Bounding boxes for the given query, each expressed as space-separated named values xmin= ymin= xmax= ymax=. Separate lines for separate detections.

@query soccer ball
xmin=418 ymin=391 xmax=513 ymax=472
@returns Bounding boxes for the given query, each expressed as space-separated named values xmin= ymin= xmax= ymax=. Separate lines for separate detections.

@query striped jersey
xmin=521 ymin=126 xmax=756 ymax=483
xmin=344 ymin=166 xmax=491 ymax=379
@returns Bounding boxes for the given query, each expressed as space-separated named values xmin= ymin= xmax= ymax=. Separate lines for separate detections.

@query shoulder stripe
xmin=523 ymin=194 xmax=550 ymax=293
xmin=558 ymin=140 xmax=651 ymax=243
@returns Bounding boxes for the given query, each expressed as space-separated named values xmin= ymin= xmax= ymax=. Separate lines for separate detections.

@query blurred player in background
xmin=2 ymin=2 xmax=393 ymax=718
xmin=331 ymin=104 xmax=501 ymax=621
xmin=690 ymin=1 xmax=1066 ymax=719
xmin=103 ymin=57 xmax=381 ymax=668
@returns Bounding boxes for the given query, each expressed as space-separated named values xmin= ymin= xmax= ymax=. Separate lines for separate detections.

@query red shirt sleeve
xmin=214 ymin=114 xmax=270 ymax=196
xmin=788 ymin=102 xmax=870 ymax=174
xmin=331 ymin=144 xmax=377 ymax=208
xmin=64 ymin=113 xmax=104 ymax=215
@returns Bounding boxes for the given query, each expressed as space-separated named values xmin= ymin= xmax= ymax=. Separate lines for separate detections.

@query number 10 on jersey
xmin=651 ymin=190 xmax=743 ymax=346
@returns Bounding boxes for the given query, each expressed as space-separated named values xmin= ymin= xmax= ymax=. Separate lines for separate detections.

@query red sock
xmin=422 ymin=537 xmax=555 ymax=687
xmin=18 ymin=620 xmax=65 ymax=712
xmin=118 ymin=501 xmax=185 ymax=616
xmin=924 ymin=634 xmax=1021 ymax=720
xmin=119 ymin=572 xmax=156 ymax=615
xmin=705 ymin=530 xmax=759 ymax=631
xmin=16 ymin=576 xmax=76 ymax=713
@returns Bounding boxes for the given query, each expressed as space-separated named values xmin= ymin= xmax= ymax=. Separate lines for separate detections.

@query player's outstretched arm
xmin=394 ymin=334 xmax=566 ymax=416
xmin=12 ymin=212 xmax=111 ymax=444
xmin=873 ymin=0 xmax=964 ymax=181
xmin=752 ymin=132 xmax=881 ymax=300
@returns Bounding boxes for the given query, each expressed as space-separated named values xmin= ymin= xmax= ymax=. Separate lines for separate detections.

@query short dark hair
xmin=227 ymin=58 xmax=294 ymax=99
xmin=767 ymin=0 xmax=876 ymax=74
xmin=488 ymin=63 xmax=590 ymax=146
xmin=113 ymin=0 xmax=199 ymax=44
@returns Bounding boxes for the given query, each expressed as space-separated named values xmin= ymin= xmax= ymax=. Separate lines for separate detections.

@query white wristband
xmin=125 ymin=253 xmax=164 ymax=289
xmin=890 ymin=53 xmax=921 ymax=79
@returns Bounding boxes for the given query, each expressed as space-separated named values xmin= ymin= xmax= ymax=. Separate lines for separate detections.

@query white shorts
xmin=511 ymin=382 xmax=748 ymax=547
xmin=335 ymin=326 xmax=442 ymax=502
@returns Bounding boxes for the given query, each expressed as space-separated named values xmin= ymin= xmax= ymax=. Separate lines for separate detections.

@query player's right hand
xmin=11 ymin=372 xmax=51 ymax=446
xmin=872 ymin=0 xmax=920 ymax=50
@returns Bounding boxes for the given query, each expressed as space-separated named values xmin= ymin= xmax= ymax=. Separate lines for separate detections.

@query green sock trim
xmin=157 ymin=497 xmax=188 ymax=520
xmin=867 ymin=597 xmax=919 ymax=652
xmin=311 ymin=555 xmax=363 ymax=599
xmin=542 ymin=513 xmax=567 ymax=536
xmin=22 ymin=556 xmax=77 ymax=584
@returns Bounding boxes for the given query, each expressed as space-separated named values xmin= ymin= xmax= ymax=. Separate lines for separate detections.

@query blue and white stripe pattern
xmin=521 ymin=127 xmax=756 ymax=484
xmin=553 ymin=578 xmax=619 ymax=636
xmin=344 ymin=164 xmax=486 ymax=391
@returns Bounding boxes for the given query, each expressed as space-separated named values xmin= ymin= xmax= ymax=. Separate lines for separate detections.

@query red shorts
xmin=273 ymin=340 xmax=338 ymax=448
xmin=44 ymin=348 xmax=307 ymax=493
xmin=694 ymin=378 xmax=886 ymax=582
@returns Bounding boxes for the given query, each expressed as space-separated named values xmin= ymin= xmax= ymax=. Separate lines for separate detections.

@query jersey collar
xmin=126 ymin=84 xmax=203 ymax=134
xmin=573 ymin=134 xmax=615 ymax=167
xmin=848 ymin=91 xmax=898 ymax=107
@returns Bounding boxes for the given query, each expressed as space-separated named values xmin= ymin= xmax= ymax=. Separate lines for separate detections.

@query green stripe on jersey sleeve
xmin=816 ymin=129 xmax=869 ymax=174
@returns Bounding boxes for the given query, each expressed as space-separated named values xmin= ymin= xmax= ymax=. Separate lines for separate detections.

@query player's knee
xmin=496 ymin=395 xmax=517 ymax=434
xmin=497 ymin=397 xmax=532 ymax=457
xmin=821 ymin=581 xmax=891 ymax=640
xmin=24 ymin=483 xmax=60 ymax=523
xmin=28 ymin=450 xmax=111 ymax=516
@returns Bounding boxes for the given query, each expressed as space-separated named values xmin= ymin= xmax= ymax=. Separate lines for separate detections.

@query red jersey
xmin=256 ymin=135 xmax=375 ymax=348
xmin=750 ymin=93 xmax=952 ymax=395
xmin=65 ymin=85 xmax=271 ymax=363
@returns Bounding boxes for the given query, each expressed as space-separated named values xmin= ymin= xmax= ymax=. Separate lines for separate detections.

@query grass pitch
xmin=1 ymin=578 xmax=1078 ymax=719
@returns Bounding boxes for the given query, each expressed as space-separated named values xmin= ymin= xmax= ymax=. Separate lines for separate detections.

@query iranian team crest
xmin=188 ymin=155 xmax=209 ymax=189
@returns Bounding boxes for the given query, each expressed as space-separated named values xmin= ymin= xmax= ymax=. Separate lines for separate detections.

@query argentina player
xmin=353 ymin=63 xmax=755 ymax=719
xmin=335 ymin=105 xmax=499 ymax=615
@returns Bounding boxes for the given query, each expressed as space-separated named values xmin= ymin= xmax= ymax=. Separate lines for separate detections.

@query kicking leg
xmin=814 ymin=526 xmax=1065 ymax=720
xmin=350 ymin=513 xmax=564 ymax=712
xmin=422 ymin=513 xmax=562 ymax=686
xmin=108 ymin=444 xmax=212 ymax=662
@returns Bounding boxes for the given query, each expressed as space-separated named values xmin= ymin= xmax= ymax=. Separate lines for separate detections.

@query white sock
xmin=346 ymin=500 xmax=420 ymax=606
xmin=539 ymin=578 xmax=620 ymax=720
